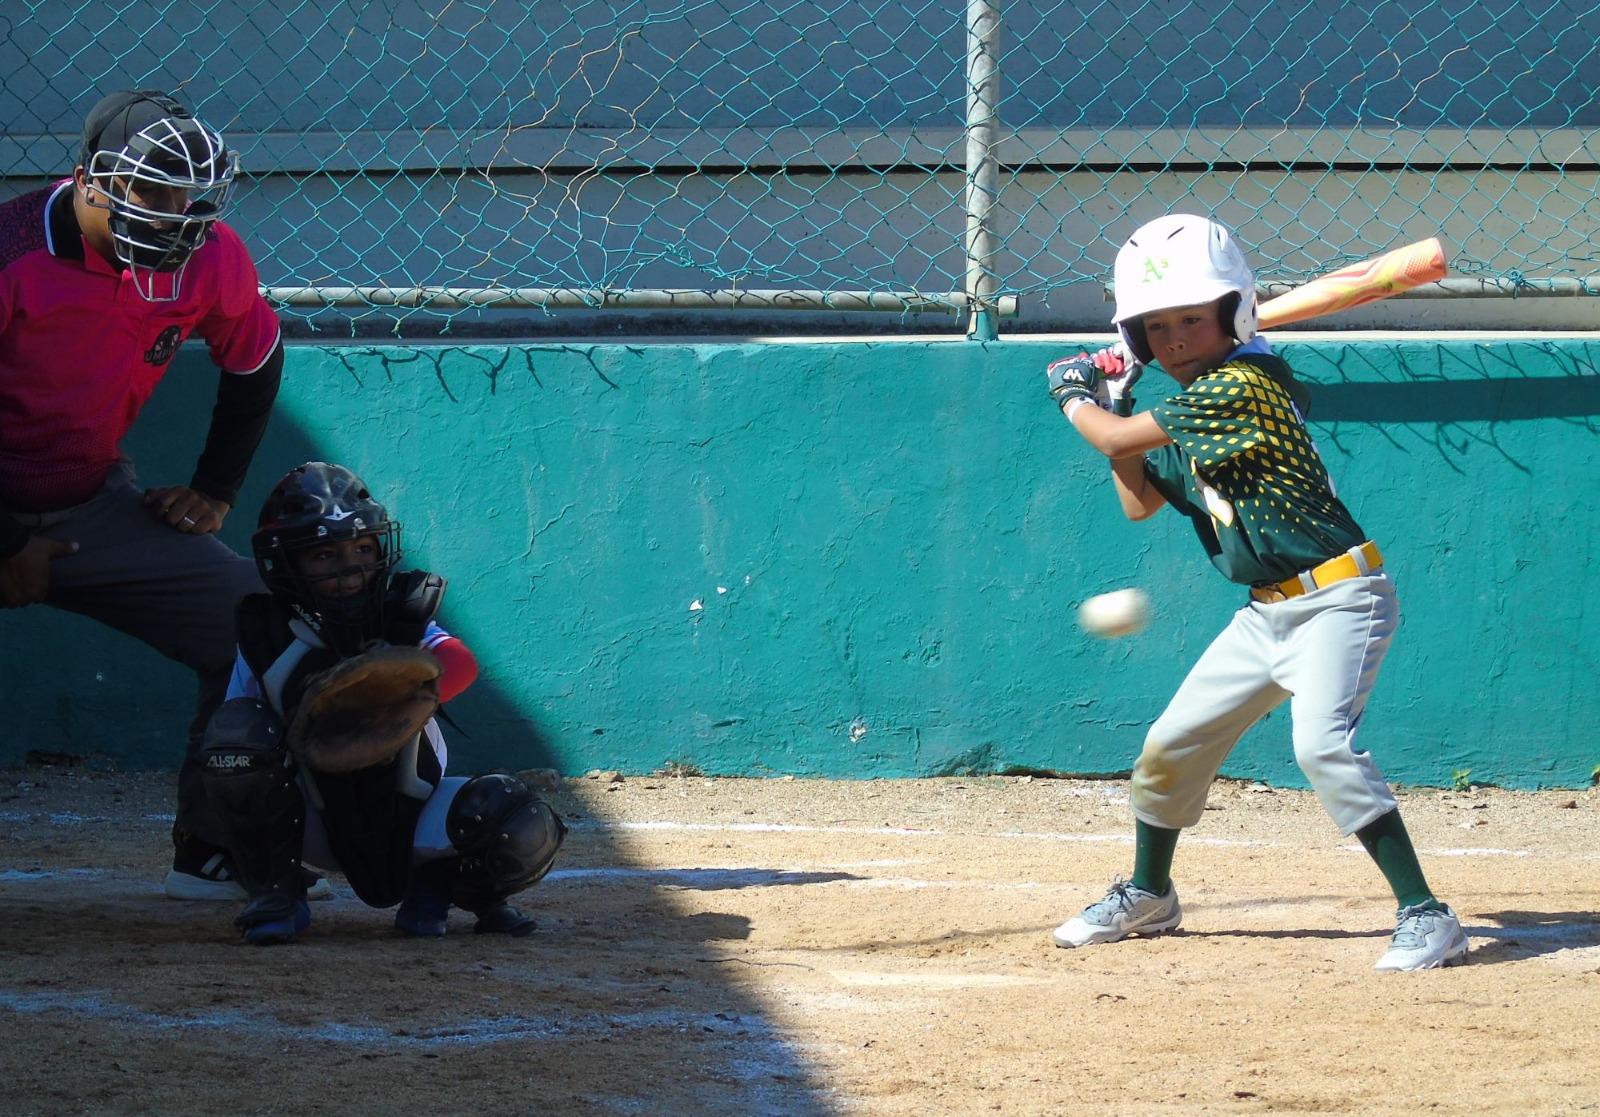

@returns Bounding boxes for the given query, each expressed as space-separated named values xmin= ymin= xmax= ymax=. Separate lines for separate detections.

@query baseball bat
xmin=1256 ymin=237 xmax=1448 ymax=329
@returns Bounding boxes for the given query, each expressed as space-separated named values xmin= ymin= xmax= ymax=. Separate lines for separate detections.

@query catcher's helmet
xmin=79 ymin=89 xmax=238 ymax=302
xmin=252 ymin=462 xmax=403 ymax=653
xmin=1111 ymin=214 xmax=1258 ymax=364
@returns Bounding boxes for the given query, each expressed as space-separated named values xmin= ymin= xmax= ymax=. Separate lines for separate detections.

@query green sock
xmin=1131 ymin=820 xmax=1180 ymax=896
xmin=1355 ymin=809 xmax=1438 ymax=910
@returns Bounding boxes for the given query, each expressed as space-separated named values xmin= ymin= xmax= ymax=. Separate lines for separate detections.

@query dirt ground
xmin=3 ymin=764 xmax=1599 ymax=1117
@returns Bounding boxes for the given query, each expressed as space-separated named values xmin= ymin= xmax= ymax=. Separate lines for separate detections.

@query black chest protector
xmin=236 ymin=594 xmax=442 ymax=908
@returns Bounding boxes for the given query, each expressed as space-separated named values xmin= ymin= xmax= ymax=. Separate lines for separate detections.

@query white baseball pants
xmin=1131 ymin=573 xmax=1400 ymax=835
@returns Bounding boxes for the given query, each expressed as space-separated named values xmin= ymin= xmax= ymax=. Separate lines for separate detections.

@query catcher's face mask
xmin=254 ymin=462 xmax=404 ymax=655
xmin=293 ymin=535 xmax=385 ymax=599
xmin=270 ymin=523 xmax=400 ymax=653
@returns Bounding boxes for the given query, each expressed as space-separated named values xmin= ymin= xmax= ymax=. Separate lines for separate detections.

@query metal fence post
xmin=964 ymin=0 xmax=1002 ymax=341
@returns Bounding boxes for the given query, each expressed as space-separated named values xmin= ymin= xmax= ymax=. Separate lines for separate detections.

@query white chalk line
xmin=0 ymin=810 xmax=1567 ymax=867
xmin=0 ymin=811 xmax=170 ymax=825
xmin=1338 ymin=842 xmax=1533 ymax=858
xmin=0 ymin=988 xmax=821 ymax=1065
xmin=0 ymin=810 xmax=1582 ymax=864
xmin=0 ymin=868 xmax=109 ymax=882
xmin=1 ymin=858 xmax=1559 ymax=906
xmin=546 ymin=867 xmax=1059 ymax=891
xmin=0 ymin=989 xmax=842 ymax=1113
xmin=602 ymin=819 xmax=1557 ymax=860
xmin=607 ymin=820 xmax=945 ymax=837
xmin=0 ymin=864 xmax=1057 ymax=895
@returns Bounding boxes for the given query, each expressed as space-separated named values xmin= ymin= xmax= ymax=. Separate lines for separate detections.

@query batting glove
xmin=1046 ymin=353 xmax=1105 ymax=414
xmin=1093 ymin=343 xmax=1144 ymax=417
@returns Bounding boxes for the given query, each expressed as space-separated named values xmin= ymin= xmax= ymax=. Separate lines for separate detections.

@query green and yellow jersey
xmin=1144 ymin=353 xmax=1365 ymax=586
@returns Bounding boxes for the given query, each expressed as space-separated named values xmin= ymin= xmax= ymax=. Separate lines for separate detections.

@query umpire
xmin=0 ymin=90 xmax=319 ymax=900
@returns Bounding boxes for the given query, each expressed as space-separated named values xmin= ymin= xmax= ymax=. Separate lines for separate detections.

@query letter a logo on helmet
xmin=1111 ymin=215 xmax=1258 ymax=364
xmin=1140 ymin=253 xmax=1169 ymax=284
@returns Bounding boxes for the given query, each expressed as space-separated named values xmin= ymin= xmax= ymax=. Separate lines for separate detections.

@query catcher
xmin=197 ymin=461 xmax=565 ymax=945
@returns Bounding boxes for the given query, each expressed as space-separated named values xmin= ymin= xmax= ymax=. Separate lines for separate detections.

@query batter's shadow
xmin=1170 ymin=926 xmax=1387 ymax=942
xmin=1457 ymin=909 xmax=1600 ymax=964
xmin=1178 ymin=910 xmax=1600 ymax=964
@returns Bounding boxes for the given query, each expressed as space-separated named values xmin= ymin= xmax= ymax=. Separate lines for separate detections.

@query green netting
xmin=2 ymin=0 xmax=1595 ymax=331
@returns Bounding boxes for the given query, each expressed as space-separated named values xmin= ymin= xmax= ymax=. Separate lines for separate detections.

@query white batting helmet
xmin=1110 ymin=214 xmax=1258 ymax=364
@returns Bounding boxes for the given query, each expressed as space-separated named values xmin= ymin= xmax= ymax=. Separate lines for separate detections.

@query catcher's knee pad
xmin=446 ymin=774 xmax=567 ymax=909
xmin=199 ymin=698 xmax=305 ymax=896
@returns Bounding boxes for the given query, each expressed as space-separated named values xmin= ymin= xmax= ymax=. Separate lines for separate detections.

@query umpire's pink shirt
xmin=0 ymin=180 xmax=281 ymax=512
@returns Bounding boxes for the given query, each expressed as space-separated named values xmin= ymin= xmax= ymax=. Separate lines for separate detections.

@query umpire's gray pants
xmin=15 ymin=461 xmax=262 ymax=846
xmin=1131 ymin=573 xmax=1400 ymax=836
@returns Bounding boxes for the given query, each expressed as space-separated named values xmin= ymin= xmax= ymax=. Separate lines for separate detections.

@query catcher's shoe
xmin=235 ymin=894 xmax=311 ymax=946
xmin=1053 ymin=879 xmax=1182 ymax=948
xmin=395 ymin=864 xmax=456 ymax=938
xmin=165 ymin=836 xmax=332 ymax=902
xmin=1375 ymin=903 xmax=1469 ymax=971
xmin=472 ymin=903 xmax=538 ymax=938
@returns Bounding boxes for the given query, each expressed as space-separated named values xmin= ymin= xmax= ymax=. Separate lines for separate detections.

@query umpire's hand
xmin=0 ymin=535 xmax=79 ymax=608
xmin=143 ymin=486 xmax=231 ymax=534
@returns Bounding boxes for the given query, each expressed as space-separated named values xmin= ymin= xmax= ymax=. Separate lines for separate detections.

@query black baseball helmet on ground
xmin=252 ymin=462 xmax=403 ymax=652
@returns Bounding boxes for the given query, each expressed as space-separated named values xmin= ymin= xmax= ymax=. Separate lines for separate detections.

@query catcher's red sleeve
xmin=431 ymin=637 xmax=478 ymax=703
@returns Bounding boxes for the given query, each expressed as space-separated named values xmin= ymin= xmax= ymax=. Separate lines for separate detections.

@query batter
xmin=1043 ymin=213 xmax=1468 ymax=971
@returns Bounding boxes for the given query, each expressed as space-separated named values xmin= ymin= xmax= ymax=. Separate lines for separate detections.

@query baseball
xmin=1077 ymin=588 xmax=1151 ymax=639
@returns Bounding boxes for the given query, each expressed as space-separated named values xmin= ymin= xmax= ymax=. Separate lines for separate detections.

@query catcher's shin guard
xmin=445 ymin=774 xmax=567 ymax=912
xmin=198 ymin=698 xmax=306 ymax=901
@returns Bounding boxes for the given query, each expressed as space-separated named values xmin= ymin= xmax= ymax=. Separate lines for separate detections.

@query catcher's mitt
xmin=287 ymin=646 xmax=443 ymax=773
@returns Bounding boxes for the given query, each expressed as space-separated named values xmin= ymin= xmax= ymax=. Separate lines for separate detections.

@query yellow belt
xmin=1250 ymin=541 xmax=1383 ymax=604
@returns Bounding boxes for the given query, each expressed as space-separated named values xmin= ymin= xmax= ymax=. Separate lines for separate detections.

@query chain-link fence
xmin=3 ymin=0 xmax=1596 ymax=333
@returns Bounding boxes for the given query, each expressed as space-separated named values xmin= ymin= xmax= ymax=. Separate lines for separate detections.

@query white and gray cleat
xmin=1053 ymin=878 xmax=1182 ymax=948
xmin=1375 ymin=903 xmax=1469 ymax=971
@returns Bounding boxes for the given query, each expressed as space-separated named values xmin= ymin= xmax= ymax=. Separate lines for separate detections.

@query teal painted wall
xmin=5 ymin=339 xmax=1597 ymax=788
